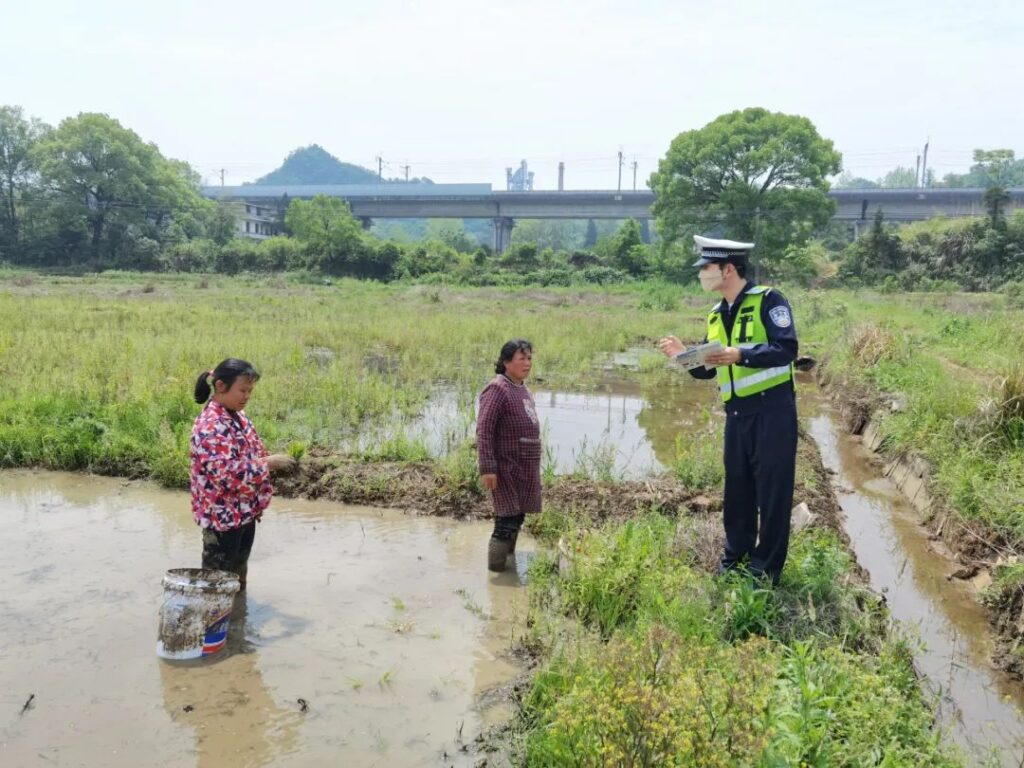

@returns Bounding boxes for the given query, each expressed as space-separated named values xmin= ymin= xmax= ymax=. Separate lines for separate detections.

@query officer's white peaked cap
xmin=692 ymin=235 xmax=755 ymax=267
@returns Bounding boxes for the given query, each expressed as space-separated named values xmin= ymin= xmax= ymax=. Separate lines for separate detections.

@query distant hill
xmin=251 ymin=145 xmax=380 ymax=185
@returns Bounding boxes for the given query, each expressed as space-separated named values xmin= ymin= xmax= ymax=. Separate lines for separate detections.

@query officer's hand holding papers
xmin=657 ymin=335 xmax=729 ymax=369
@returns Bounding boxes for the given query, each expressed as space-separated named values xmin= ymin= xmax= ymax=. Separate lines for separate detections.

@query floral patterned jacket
xmin=190 ymin=400 xmax=272 ymax=531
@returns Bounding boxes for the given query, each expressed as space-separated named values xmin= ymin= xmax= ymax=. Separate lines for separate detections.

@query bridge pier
xmin=358 ymin=216 xmax=373 ymax=230
xmin=493 ymin=217 xmax=515 ymax=254
xmin=640 ymin=219 xmax=651 ymax=244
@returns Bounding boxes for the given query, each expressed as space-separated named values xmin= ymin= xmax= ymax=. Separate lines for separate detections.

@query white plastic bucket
xmin=156 ymin=568 xmax=240 ymax=660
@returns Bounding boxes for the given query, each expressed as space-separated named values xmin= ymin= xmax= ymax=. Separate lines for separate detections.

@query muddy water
xmin=351 ymin=376 xmax=715 ymax=479
xmin=0 ymin=470 xmax=531 ymax=768
xmin=804 ymin=401 xmax=1024 ymax=765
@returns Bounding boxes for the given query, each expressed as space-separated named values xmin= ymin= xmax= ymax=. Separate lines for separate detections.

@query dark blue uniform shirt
xmin=689 ymin=281 xmax=798 ymax=416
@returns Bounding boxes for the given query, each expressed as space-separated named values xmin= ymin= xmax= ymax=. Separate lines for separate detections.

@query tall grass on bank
xmin=801 ymin=289 xmax=1024 ymax=546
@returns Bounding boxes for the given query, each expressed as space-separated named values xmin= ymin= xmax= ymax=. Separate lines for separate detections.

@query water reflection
xmin=350 ymin=376 xmax=716 ymax=479
xmin=159 ymin=596 xmax=302 ymax=768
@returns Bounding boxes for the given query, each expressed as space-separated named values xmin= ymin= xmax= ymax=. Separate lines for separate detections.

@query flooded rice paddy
xmin=349 ymin=374 xmax=716 ymax=479
xmin=0 ymin=471 xmax=531 ymax=767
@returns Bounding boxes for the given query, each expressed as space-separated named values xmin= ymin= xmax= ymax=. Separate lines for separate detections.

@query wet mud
xmin=0 ymin=470 xmax=533 ymax=767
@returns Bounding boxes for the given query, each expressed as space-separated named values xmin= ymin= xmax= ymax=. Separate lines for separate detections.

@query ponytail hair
xmin=494 ymin=339 xmax=533 ymax=375
xmin=194 ymin=358 xmax=261 ymax=403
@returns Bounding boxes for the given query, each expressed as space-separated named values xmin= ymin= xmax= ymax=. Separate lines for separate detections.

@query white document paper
xmin=674 ymin=341 xmax=724 ymax=370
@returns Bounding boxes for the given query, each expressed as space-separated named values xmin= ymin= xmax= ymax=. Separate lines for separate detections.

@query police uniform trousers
xmin=721 ymin=388 xmax=798 ymax=583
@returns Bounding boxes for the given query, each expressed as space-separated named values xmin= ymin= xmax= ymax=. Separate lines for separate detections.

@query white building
xmin=235 ymin=202 xmax=277 ymax=239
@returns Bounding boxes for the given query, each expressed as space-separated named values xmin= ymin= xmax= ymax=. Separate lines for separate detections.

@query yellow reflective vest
xmin=705 ymin=286 xmax=794 ymax=402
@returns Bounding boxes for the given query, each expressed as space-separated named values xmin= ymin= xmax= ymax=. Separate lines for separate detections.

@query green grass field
xmin=0 ymin=272 xmax=699 ymax=485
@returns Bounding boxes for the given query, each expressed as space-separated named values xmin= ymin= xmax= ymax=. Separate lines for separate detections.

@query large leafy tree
xmin=0 ymin=105 xmax=50 ymax=246
xmin=942 ymin=149 xmax=1024 ymax=188
xmin=649 ymin=108 xmax=841 ymax=272
xmin=285 ymin=195 xmax=369 ymax=275
xmin=32 ymin=113 xmax=205 ymax=260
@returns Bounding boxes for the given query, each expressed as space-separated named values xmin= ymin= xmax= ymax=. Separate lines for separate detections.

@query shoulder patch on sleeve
xmin=768 ymin=305 xmax=792 ymax=328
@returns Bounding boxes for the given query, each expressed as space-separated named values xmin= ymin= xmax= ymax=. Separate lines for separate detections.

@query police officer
xmin=659 ymin=235 xmax=798 ymax=584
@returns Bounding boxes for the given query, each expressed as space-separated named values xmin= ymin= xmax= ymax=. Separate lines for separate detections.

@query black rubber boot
xmin=507 ymin=531 xmax=518 ymax=561
xmin=488 ymin=537 xmax=510 ymax=572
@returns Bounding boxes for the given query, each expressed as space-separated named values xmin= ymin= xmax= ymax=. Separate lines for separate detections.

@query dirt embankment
xmin=274 ymin=435 xmax=842 ymax=535
xmin=817 ymin=360 xmax=1024 ymax=678
xmin=273 ymin=447 xmax=712 ymax=522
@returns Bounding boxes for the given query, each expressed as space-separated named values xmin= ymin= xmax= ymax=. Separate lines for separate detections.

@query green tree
xmin=834 ymin=172 xmax=878 ymax=189
xmin=973 ymin=149 xmax=1019 ymax=188
xmin=880 ymin=166 xmax=918 ymax=188
xmin=603 ymin=219 xmax=647 ymax=276
xmin=204 ymin=203 xmax=239 ymax=245
xmin=32 ymin=113 xmax=197 ymax=261
xmin=649 ymin=108 xmax=841 ymax=274
xmin=511 ymin=219 xmax=584 ymax=251
xmin=500 ymin=243 xmax=540 ymax=273
xmin=985 ymin=186 xmax=1011 ymax=229
xmin=284 ymin=195 xmax=367 ymax=275
xmin=0 ymin=105 xmax=50 ymax=247
xmin=838 ymin=209 xmax=904 ymax=284
xmin=942 ymin=149 xmax=1024 ymax=188
xmin=426 ymin=218 xmax=475 ymax=252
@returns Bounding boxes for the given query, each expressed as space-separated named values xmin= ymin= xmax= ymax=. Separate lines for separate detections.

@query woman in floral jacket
xmin=476 ymin=339 xmax=542 ymax=572
xmin=190 ymin=358 xmax=295 ymax=589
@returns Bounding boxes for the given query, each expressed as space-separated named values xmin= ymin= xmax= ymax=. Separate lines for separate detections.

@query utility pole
xmin=617 ymin=150 xmax=624 ymax=192
xmin=753 ymin=206 xmax=763 ymax=284
xmin=921 ymin=140 xmax=930 ymax=188
xmin=401 ymin=163 xmax=410 ymax=182
xmin=376 ymin=156 xmax=384 ymax=181
xmin=915 ymin=155 xmax=921 ymax=188
xmin=558 ymin=161 xmax=565 ymax=191
xmin=218 ymin=168 xmax=227 ymax=187
xmin=631 ymin=159 xmax=638 ymax=191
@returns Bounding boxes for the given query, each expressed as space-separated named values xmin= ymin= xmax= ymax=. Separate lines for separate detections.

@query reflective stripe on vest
xmin=706 ymin=286 xmax=793 ymax=403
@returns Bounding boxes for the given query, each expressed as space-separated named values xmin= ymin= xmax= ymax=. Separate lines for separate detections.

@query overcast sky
xmin=3 ymin=0 xmax=1021 ymax=189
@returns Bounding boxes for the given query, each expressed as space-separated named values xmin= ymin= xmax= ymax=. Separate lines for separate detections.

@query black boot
xmin=507 ymin=531 xmax=518 ymax=562
xmin=488 ymin=537 xmax=510 ymax=572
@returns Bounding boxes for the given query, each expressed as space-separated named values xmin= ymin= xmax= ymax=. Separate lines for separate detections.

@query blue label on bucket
xmin=201 ymin=610 xmax=231 ymax=656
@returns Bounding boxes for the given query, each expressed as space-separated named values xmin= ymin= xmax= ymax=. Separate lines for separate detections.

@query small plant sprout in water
xmin=455 ymin=588 xmax=489 ymax=620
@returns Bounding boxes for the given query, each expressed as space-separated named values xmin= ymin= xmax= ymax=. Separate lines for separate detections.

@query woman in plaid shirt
xmin=476 ymin=340 xmax=542 ymax=572
xmin=190 ymin=358 xmax=296 ymax=590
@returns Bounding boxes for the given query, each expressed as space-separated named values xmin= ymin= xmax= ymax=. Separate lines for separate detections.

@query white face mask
xmin=699 ymin=266 xmax=724 ymax=292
